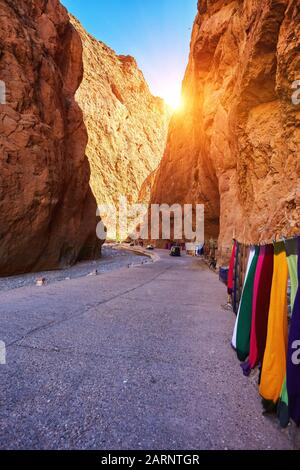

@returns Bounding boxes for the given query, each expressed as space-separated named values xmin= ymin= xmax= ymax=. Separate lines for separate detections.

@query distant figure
xmin=209 ymin=259 xmax=217 ymax=270
xmin=197 ymin=245 xmax=204 ymax=256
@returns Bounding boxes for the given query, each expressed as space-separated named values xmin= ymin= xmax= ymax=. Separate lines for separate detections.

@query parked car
xmin=170 ymin=246 xmax=181 ymax=257
xmin=147 ymin=244 xmax=154 ymax=250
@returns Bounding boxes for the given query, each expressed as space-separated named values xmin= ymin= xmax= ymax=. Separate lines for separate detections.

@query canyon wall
xmin=0 ymin=0 xmax=101 ymax=275
xmin=150 ymin=0 xmax=300 ymax=261
xmin=70 ymin=16 xmax=170 ymax=238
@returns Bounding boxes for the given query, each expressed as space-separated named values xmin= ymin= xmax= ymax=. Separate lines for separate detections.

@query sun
xmin=162 ymin=85 xmax=184 ymax=112
xmin=164 ymin=94 xmax=184 ymax=112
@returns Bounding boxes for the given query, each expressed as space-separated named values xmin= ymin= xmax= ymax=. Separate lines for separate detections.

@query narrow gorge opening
xmin=1 ymin=0 xmax=298 ymax=273
xmin=0 ymin=0 xmax=300 ymax=453
xmin=64 ymin=2 xmax=201 ymax=249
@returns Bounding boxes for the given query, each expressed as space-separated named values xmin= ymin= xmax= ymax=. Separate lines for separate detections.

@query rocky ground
xmin=0 ymin=245 xmax=150 ymax=293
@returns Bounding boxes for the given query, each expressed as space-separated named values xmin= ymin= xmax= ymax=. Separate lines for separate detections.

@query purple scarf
xmin=287 ymin=237 xmax=300 ymax=426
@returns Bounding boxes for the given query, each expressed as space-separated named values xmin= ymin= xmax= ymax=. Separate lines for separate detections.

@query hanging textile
xmin=278 ymin=238 xmax=299 ymax=427
xmin=233 ymin=242 xmax=241 ymax=315
xmin=236 ymin=246 xmax=260 ymax=362
xmin=287 ymin=237 xmax=300 ymax=426
xmin=241 ymin=244 xmax=249 ymax=287
xmin=285 ymin=237 xmax=299 ymax=309
xmin=227 ymin=240 xmax=236 ymax=298
xmin=232 ymin=247 xmax=256 ymax=350
xmin=248 ymin=244 xmax=274 ymax=370
xmin=259 ymin=242 xmax=288 ymax=408
xmin=232 ymin=243 xmax=249 ymax=315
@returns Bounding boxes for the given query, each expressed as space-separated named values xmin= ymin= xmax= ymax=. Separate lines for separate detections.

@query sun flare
xmin=161 ymin=85 xmax=184 ymax=112
xmin=164 ymin=94 xmax=184 ymax=112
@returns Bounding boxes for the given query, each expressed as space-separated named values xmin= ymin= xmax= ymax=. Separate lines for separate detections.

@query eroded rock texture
xmin=70 ymin=16 xmax=170 ymax=236
xmin=0 ymin=0 xmax=101 ymax=275
xmin=150 ymin=0 xmax=300 ymax=261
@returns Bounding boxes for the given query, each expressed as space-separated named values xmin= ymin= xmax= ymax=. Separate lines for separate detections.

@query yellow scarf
xmin=259 ymin=242 xmax=288 ymax=404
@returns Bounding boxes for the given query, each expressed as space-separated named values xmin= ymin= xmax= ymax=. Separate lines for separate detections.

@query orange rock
xmin=150 ymin=0 xmax=300 ymax=262
xmin=70 ymin=16 xmax=171 ymax=238
xmin=0 ymin=0 xmax=101 ymax=276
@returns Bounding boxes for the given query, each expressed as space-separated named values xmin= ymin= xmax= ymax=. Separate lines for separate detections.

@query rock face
xmin=138 ymin=170 xmax=158 ymax=205
xmin=0 ymin=0 xmax=101 ymax=276
xmin=150 ymin=0 xmax=300 ymax=261
xmin=70 ymin=16 xmax=170 ymax=238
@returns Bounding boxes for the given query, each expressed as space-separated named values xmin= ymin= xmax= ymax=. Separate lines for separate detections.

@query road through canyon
xmin=0 ymin=251 xmax=292 ymax=450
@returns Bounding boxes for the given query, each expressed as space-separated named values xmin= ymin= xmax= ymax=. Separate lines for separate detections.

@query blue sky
xmin=62 ymin=0 xmax=197 ymax=107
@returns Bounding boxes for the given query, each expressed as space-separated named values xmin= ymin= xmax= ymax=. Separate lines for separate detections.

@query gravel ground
xmin=0 ymin=245 xmax=150 ymax=292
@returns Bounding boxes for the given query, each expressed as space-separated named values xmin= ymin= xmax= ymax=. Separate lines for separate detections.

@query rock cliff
xmin=70 ymin=16 xmax=170 ymax=238
xmin=0 ymin=0 xmax=101 ymax=275
xmin=150 ymin=0 xmax=300 ymax=261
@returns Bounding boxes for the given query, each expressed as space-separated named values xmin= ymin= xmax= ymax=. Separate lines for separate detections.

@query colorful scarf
xmin=236 ymin=246 xmax=260 ymax=362
xmin=228 ymin=240 xmax=236 ymax=296
xmin=233 ymin=242 xmax=241 ymax=315
xmin=278 ymin=238 xmax=299 ymax=427
xmin=287 ymin=237 xmax=300 ymax=426
xmin=259 ymin=242 xmax=288 ymax=408
xmin=232 ymin=247 xmax=256 ymax=350
xmin=248 ymin=244 xmax=274 ymax=370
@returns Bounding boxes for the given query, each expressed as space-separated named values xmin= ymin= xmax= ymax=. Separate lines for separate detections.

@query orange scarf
xmin=259 ymin=242 xmax=288 ymax=404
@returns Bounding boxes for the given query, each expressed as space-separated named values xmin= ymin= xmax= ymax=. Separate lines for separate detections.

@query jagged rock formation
xmin=150 ymin=0 xmax=300 ymax=261
xmin=0 ymin=0 xmax=101 ymax=276
xmin=70 ymin=16 xmax=170 ymax=237
xmin=138 ymin=170 xmax=157 ymax=205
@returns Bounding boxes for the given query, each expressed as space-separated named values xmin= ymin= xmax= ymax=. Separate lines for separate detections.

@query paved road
xmin=0 ymin=245 xmax=149 ymax=292
xmin=0 ymin=251 xmax=293 ymax=449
